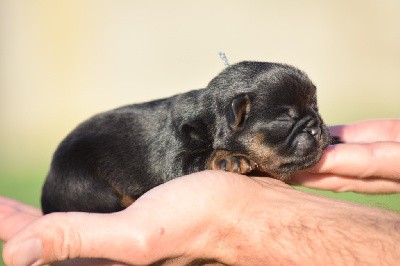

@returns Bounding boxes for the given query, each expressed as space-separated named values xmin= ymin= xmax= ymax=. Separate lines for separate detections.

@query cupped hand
xmin=0 ymin=197 xmax=42 ymax=241
xmin=292 ymin=119 xmax=400 ymax=193
xmin=1 ymin=171 xmax=291 ymax=265
xmin=2 ymin=170 xmax=400 ymax=265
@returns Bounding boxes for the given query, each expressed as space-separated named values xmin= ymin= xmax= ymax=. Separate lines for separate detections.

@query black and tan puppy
xmin=42 ymin=61 xmax=334 ymax=214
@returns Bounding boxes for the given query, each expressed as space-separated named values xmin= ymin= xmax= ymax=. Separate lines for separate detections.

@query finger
xmin=0 ymin=197 xmax=42 ymax=217
xmin=2 ymin=211 xmax=157 ymax=266
xmin=330 ymin=119 xmax=400 ymax=142
xmin=0 ymin=197 xmax=42 ymax=241
xmin=291 ymin=173 xmax=400 ymax=194
xmin=310 ymin=143 xmax=400 ymax=180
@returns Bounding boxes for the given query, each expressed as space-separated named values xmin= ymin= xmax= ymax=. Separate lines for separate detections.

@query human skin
xmin=1 ymin=119 xmax=400 ymax=265
xmin=293 ymin=119 xmax=400 ymax=193
xmin=1 ymin=171 xmax=400 ymax=265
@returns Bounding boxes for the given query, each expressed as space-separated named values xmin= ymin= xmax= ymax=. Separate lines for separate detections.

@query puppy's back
xmin=41 ymin=90 xmax=214 ymax=214
xmin=41 ymin=102 xmax=172 ymax=213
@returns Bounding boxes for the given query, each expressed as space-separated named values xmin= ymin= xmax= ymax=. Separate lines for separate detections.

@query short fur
xmin=42 ymin=61 xmax=334 ymax=214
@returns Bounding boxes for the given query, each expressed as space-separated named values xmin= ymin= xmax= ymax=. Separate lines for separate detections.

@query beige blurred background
xmin=0 ymin=1 xmax=399 ymax=191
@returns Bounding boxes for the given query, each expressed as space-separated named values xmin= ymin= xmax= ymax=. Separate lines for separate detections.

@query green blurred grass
xmin=296 ymin=186 xmax=400 ymax=211
xmin=0 ymin=169 xmax=44 ymax=208
xmin=0 ymin=168 xmax=45 ymax=266
xmin=0 ymin=168 xmax=399 ymax=265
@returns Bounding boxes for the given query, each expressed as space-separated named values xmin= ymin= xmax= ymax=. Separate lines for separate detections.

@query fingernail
xmin=12 ymin=239 xmax=42 ymax=266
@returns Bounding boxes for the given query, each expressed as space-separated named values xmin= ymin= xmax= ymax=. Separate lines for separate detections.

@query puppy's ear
xmin=181 ymin=122 xmax=203 ymax=142
xmin=228 ymin=94 xmax=251 ymax=130
xmin=180 ymin=120 xmax=210 ymax=145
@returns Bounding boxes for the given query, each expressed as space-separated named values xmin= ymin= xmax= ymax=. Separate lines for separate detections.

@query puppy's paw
xmin=217 ymin=156 xmax=256 ymax=174
xmin=208 ymin=150 xmax=257 ymax=174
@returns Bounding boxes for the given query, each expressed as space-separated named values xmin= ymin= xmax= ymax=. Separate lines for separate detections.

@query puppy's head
xmin=208 ymin=61 xmax=331 ymax=180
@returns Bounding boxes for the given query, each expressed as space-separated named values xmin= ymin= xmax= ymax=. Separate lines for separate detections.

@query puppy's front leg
xmin=207 ymin=150 xmax=258 ymax=174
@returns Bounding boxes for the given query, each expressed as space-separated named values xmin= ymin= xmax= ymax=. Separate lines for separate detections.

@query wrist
xmin=208 ymin=181 xmax=400 ymax=265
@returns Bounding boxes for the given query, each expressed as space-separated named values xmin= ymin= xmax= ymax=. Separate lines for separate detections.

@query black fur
xmin=42 ymin=61 xmax=335 ymax=214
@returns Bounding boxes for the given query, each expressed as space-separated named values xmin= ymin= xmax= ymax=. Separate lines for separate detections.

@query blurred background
xmin=1 ymin=0 xmax=399 ymax=261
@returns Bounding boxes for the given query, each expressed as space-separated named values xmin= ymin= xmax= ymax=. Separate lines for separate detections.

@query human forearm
xmin=212 ymin=183 xmax=400 ymax=265
xmin=271 ymin=203 xmax=399 ymax=265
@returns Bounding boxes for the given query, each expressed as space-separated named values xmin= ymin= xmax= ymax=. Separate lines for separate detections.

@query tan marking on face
xmin=248 ymin=133 xmax=291 ymax=179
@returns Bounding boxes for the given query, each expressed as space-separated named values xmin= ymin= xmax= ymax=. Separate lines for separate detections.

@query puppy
xmin=41 ymin=61 xmax=335 ymax=214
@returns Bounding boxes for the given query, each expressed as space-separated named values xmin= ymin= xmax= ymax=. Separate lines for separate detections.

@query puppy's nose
xmin=304 ymin=126 xmax=321 ymax=137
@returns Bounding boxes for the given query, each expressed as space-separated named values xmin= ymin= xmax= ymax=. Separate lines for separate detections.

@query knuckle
xmin=128 ymin=229 xmax=160 ymax=265
xmin=43 ymin=213 xmax=82 ymax=261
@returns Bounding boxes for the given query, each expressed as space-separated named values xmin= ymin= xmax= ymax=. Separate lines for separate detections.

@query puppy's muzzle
xmin=286 ymin=116 xmax=326 ymax=156
xmin=303 ymin=120 xmax=322 ymax=138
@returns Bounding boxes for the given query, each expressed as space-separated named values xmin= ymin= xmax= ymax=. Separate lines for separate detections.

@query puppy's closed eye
xmin=274 ymin=107 xmax=299 ymax=123
xmin=277 ymin=108 xmax=298 ymax=121
xmin=181 ymin=121 xmax=210 ymax=144
xmin=228 ymin=94 xmax=251 ymax=130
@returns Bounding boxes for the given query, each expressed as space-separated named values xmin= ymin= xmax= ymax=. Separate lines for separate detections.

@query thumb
xmin=2 ymin=211 xmax=153 ymax=266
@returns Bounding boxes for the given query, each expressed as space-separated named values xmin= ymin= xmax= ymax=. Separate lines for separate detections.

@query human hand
xmin=2 ymin=171 xmax=289 ymax=265
xmin=2 ymin=170 xmax=400 ymax=265
xmin=292 ymin=119 xmax=400 ymax=193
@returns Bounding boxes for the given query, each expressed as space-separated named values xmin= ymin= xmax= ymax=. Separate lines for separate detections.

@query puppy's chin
xmin=254 ymin=148 xmax=323 ymax=181
xmin=261 ymin=126 xmax=330 ymax=181
xmin=275 ymin=151 xmax=324 ymax=180
xmin=291 ymin=133 xmax=320 ymax=155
